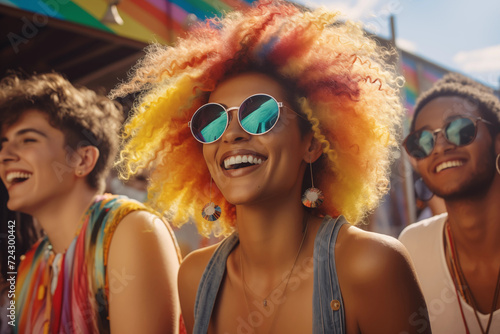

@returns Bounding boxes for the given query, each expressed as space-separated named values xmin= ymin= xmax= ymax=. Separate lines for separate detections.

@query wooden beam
xmin=57 ymin=43 xmax=118 ymax=71
xmin=74 ymin=51 xmax=142 ymax=86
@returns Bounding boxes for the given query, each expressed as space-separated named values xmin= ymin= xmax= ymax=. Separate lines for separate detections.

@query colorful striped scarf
xmin=14 ymin=194 xmax=155 ymax=334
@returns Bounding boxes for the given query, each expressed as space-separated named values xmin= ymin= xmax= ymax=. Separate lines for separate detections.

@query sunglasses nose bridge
xmin=431 ymin=126 xmax=457 ymax=155
xmin=432 ymin=127 xmax=445 ymax=142
xmin=221 ymin=106 xmax=250 ymax=142
xmin=225 ymin=107 xmax=239 ymax=128
xmin=436 ymin=125 xmax=458 ymax=143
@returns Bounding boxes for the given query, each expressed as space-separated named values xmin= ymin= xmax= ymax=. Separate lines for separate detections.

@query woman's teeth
xmin=224 ymin=155 xmax=263 ymax=169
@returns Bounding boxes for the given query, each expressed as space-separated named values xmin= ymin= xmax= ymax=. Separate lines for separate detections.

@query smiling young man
xmin=0 ymin=73 xmax=181 ymax=334
xmin=399 ymin=73 xmax=500 ymax=333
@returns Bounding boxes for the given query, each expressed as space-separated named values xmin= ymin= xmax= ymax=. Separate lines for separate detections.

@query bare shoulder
xmin=110 ymin=210 xmax=180 ymax=263
xmin=336 ymin=225 xmax=430 ymax=334
xmin=337 ymin=225 xmax=412 ymax=281
xmin=179 ymin=242 xmax=220 ymax=298
xmin=107 ymin=210 xmax=181 ymax=333
xmin=178 ymin=241 xmax=222 ymax=333
xmin=109 ymin=210 xmax=180 ymax=267
xmin=117 ymin=209 xmax=173 ymax=235
xmin=180 ymin=242 xmax=219 ymax=281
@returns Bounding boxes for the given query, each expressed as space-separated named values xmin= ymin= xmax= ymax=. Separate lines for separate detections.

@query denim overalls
xmin=193 ymin=216 xmax=348 ymax=333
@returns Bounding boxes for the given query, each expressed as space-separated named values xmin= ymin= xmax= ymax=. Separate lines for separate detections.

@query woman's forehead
xmin=209 ymin=72 xmax=287 ymax=105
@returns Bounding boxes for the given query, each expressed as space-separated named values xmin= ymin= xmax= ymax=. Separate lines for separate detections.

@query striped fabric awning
xmin=0 ymin=0 xmax=255 ymax=44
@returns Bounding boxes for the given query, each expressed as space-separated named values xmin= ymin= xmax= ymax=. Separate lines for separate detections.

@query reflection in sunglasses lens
xmin=240 ymin=96 xmax=279 ymax=135
xmin=191 ymin=94 xmax=281 ymax=143
xmin=406 ymin=117 xmax=478 ymax=159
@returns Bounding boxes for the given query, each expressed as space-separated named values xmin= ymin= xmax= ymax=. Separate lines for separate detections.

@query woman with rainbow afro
xmin=111 ymin=1 xmax=430 ymax=333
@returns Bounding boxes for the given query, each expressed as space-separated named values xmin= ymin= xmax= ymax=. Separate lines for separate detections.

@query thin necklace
xmin=445 ymin=221 xmax=500 ymax=334
xmin=240 ymin=215 xmax=309 ymax=308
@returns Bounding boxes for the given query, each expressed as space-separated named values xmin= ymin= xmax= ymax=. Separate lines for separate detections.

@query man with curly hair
xmin=400 ymin=73 xmax=500 ymax=333
xmin=0 ymin=73 xmax=181 ymax=333
xmin=113 ymin=1 xmax=430 ymax=332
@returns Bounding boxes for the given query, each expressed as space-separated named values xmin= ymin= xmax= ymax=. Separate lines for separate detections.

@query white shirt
xmin=399 ymin=213 xmax=500 ymax=334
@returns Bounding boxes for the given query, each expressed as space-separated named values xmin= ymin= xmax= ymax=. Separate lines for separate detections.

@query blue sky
xmin=295 ymin=0 xmax=500 ymax=88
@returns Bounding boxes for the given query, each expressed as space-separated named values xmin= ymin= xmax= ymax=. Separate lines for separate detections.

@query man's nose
xmin=431 ymin=130 xmax=455 ymax=155
xmin=0 ymin=141 xmax=19 ymax=163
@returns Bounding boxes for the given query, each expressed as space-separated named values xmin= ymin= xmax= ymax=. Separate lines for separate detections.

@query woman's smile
xmin=203 ymin=72 xmax=309 ymax=205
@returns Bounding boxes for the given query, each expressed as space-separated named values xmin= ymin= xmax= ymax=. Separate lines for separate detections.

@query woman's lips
xmin=223 ymin=154 xmax=264 ymax=170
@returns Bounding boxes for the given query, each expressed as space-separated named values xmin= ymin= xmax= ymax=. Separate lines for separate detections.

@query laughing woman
xmin=112 ymin=1 xmax=430 ymax=333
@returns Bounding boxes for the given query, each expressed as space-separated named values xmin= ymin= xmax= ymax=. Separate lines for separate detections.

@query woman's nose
xmin=220 ymin=108 xmax=250 ymax=143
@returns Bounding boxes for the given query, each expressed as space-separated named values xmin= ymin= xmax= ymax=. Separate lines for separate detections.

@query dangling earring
xmin=496 ymin=153 xmax=500 ymax=175
xmin=202 ymin=178 xmax=221 ymax=221
xmin=414 ymin=177 xmax=434 ymax=202
xmin=302 ymin=155 xmax=324 ymax=208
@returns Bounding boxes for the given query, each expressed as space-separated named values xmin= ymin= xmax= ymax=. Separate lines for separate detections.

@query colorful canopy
xmin=0 ymin=0 xmax=255 ymax=44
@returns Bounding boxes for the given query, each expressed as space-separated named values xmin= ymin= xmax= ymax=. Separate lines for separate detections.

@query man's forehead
xmin=0 ymin=109 xmax=53 ymax=137
xmin=417 ymin=96 xmax=481 ymax=126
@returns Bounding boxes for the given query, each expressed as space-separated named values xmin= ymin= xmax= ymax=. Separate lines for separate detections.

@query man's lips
xmin=435 ymin=160 xmax=464 ymax=173
xmin=5 ymin=170 xmax=32 ymax=184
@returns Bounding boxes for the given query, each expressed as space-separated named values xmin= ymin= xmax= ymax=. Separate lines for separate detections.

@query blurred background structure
xmin=0 ymin=0 xmax=248 ymax=92
xmin=1 ymin=0 xmax=499 ymax=255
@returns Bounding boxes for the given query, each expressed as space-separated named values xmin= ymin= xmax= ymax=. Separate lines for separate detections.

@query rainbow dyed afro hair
xmin=111 ymin=0 xmax=404 ymax=237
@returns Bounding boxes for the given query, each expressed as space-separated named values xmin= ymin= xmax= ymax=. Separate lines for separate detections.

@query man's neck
xmin=34 ymin=184 xmax=100 ymax=253
xmin=445 ymin=178 xmax=500 ymax=259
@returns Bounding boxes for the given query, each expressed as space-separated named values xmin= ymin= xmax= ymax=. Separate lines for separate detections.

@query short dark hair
xmin=0 ymin=72 xmax=124 ymax=191
xmin=411 ymin=72 xmax=500 ymax=137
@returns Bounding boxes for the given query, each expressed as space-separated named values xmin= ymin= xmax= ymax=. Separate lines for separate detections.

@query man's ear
xmin=303 ymin=135 xmax=323 ymax=163
xmin=74 ymin=146 xmax=100 ymax=177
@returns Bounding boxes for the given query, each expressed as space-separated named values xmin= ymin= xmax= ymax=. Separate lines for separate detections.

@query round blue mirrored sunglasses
xmin=403 ymin=116 xmax=493 ymax=159
xmin=189 ymin=93 xmax=305 ymax=144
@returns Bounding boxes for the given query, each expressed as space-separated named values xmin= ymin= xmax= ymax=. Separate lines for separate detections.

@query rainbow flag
xmin=401 ymin=55 xmax=419 ymax=118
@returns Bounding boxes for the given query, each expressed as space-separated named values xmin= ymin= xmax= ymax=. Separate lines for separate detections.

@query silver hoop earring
xmin=302 ymin=155 xmax=324 ymax=208
xmin=414 ymin=177 xmax=434 ymax=202
xmin=496 ymin=153 xmax=500 ymax=175
xmin=202 ymin=178 xmax=221 ymax=221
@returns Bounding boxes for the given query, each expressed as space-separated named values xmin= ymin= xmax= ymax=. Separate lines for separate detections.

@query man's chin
xmin=434 ymin=183 xmax=490 ymax=202
xmin=6 ymin=199 xmax=28 ymax=214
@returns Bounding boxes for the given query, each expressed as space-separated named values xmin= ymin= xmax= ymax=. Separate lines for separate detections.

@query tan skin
xmin=178 ymin=72 xmax=430 ymax=333
xmin=414 ymin=96 xmax=500 ymax=314
xmin=0 ymin=110 xmax=180 ymax=333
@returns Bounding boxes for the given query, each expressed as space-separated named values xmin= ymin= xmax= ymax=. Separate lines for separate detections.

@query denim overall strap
xmin=193 ymin=233 xmax=239 ymax=334
xmin=313 ymin=216 xmax=348 ymax=333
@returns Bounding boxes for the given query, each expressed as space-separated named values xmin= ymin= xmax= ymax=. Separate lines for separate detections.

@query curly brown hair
xmin=0 ymin=72 xmax=124 ymax=191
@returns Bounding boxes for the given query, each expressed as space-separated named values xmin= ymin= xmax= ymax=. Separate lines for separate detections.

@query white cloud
xmin=295 ymin=0 xmax=402 ymax=36
xmin=396 ymin=38 xmax=417 ymax=53
xmin=296 ymin=0 xmax=383 ymax=20
xmin=334 ymin=0 xmax=381 ymax=20
xmin=453 ymin=45 xmax=500 ymax=73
